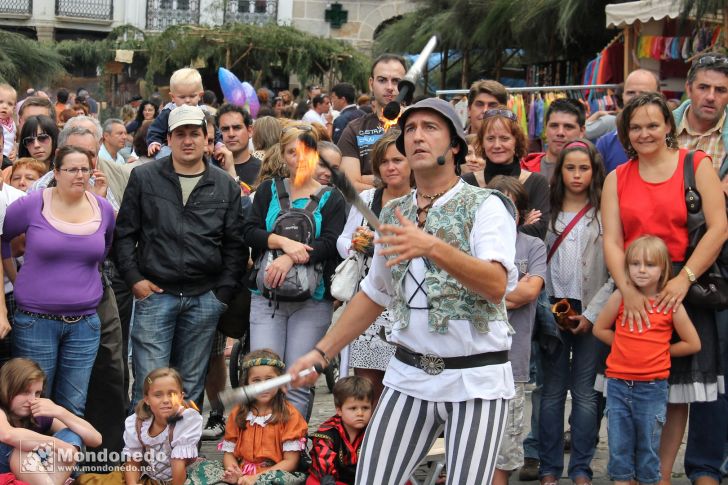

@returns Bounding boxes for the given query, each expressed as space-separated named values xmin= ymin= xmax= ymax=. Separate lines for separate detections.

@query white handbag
xmin=330 ymin=253 xmax=367 ymax=302
xmin=330 ymin=189 xmax=374 ymax=302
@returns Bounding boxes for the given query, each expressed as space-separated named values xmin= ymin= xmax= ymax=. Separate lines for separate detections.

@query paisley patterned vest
xmin=380 ymin=183 xmax=516 ymax=334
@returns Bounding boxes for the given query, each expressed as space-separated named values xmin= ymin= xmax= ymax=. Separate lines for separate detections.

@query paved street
xmin=201 ymin=370 xmax=692 ymax=484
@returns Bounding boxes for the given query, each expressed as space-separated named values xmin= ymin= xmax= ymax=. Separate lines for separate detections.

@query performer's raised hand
xmin=377 ymin=208 xmax=440 ymax=267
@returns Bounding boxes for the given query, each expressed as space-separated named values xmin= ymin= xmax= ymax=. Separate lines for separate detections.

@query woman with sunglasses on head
xmin=462 ymin=107 xmax=551 ymax=240
xmin=1 ymin=146 xmax=115 ymax=417
xmin=17 ymin=115 xmax=58 ymax=171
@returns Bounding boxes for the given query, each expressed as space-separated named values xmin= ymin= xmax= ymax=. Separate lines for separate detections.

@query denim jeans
xmin=11 ymin=311 xmax=100 ymax=416
xmin=538 ymin=299 xmax=599 ymax=480
xmin=0 ymin=428 xmax=83 ymax=473
xmin=130 ymin=290 xmax=227 ymax=407
xmin=249 ymin=294 xmax=332 ymax=419
xmin=523 ymin=341 xmax=542 ymax=460
xmin=606 ymin=378 xmax=668 ymax=484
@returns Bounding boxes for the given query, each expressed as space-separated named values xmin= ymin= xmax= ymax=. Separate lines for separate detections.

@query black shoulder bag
xmin=683 ymin=151 xmax=728 ymax=310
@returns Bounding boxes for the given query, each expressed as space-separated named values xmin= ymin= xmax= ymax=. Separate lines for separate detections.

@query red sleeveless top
xmin=615 ymin=149 xmax=707 ymax=262
xmin=606 ymin=301 xmax=674 ymax=380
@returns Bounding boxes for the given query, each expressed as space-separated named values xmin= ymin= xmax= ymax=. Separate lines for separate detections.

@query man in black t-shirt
xmin=337 ymin=54 xmax=406 ymax=191
xmin=216 ymin=104 xmax=261 ymax=186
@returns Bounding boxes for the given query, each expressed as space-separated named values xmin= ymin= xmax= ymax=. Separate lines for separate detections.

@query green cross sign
xmin=325 ymin=2 xmax=348 ymax=29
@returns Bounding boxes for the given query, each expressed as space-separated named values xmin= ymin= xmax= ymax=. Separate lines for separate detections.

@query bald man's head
xmin=623 ymin=69 xmax=661 ymax=106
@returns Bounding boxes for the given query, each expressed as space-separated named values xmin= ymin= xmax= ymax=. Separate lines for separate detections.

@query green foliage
xmin=0 ymin=31 xmax=65 ymax=88
xmin=49 ymin=23 xmax=369 ymax=91
xmin=374 ymin=0 xmax=615 ymax=86
xmin=142 ymin=24 xmax=369 ymax=89
xmin=679 ymin=0 xmax=728 ymax=20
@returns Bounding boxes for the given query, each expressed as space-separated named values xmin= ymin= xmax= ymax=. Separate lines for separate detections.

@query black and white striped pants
xmin=355 ymin=386 xmax=508 ymax=484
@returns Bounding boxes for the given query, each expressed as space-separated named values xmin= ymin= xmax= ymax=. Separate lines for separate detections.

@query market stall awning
xmin=605 ymin=0 xmax=681 ymax=28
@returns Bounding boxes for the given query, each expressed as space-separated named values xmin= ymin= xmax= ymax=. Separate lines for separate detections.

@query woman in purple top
xmin=2 ymin=146 xmax=115 ymax=416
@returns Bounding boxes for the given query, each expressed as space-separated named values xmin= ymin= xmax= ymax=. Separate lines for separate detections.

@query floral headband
xmin=242 ymin=357 xmax=286 ymax=370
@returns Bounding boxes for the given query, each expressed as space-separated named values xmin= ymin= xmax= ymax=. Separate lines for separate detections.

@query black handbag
xmin=683 ymin=151 xmax=728 ymax=310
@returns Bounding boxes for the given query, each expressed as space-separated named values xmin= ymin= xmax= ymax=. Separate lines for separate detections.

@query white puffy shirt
xmin=360 ymin=181 xmax=518 ymax=402
xmin=122 ymin=408 xmax=202 ymax=481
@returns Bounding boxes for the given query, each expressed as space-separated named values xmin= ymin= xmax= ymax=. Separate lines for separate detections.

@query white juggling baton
xmin=218 ymin=364 xmax=324 ymax=408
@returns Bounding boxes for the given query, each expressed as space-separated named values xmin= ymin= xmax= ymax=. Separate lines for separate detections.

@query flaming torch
xmin=318 ymin=156 xmax=381 ymax=232
xmin=293 ymin=132 xmax=321 ymax=187
xmin=382 ymin=35 xmax=438 ymax=122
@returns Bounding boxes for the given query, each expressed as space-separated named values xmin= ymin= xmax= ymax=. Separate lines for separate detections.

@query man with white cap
xmin=114 ymin=105 xmax=247 ymax=407
xmin=290 ymin=97 xmax=518 ymax=484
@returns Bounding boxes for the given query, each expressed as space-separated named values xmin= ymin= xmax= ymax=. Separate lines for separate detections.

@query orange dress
xmin=220 ymin=401 xmax=308 ymax=475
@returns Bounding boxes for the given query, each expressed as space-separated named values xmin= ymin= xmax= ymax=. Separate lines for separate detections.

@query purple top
xmin=2 ymin=190 xmax=115 ymax=315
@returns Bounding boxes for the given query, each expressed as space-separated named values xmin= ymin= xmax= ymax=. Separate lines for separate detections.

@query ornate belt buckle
xmin=419 ymin=354 xmax=445 ymax=375
xmin=62 ymin=316 xmax=82 ymax=323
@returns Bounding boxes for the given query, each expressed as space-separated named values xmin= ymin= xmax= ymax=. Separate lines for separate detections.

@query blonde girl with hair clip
xmin=0 ymin=358 xmax=102 ymax=485
xmin=188 ymin=349 xmax=308 ymax=485
xmin=77 ymin=368 xmax=202 ymax=485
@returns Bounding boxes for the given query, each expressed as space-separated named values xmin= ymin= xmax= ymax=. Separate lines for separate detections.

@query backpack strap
xmin=275 ymin=178 xmax=291 ymax=211
xmin=303 ymin=186 xmax=332 ymax=213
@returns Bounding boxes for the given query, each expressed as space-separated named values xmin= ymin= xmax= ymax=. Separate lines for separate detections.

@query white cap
xmin=168 ymin=105 xmax=206 ymax=132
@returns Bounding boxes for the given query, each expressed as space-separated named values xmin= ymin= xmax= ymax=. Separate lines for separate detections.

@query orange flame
xmin=382 ymin=113 xmax=401 ymax=131
xmin=170 ymin=392 xmax=182 ymax=409
xmin=293 ymin=139 xmax=320 ymax=187
xmin=169 ymin=392 xmax=199 ymax=413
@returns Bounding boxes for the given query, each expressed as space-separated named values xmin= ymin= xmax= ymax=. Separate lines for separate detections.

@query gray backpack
xmin=255 ymin=179 xmax=330 ymax=303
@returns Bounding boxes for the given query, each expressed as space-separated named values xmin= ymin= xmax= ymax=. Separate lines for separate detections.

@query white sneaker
xmin=201 ymin=413 xmax=225 ymax=440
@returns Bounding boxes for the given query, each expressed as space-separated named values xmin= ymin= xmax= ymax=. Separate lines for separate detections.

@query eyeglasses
xmin=695 ymin=55 xmax=728 ymax=66
xmin=480 ymin=109 xmax=518 ymax=122
xmin=23 ymin=134 xmax=52 ymax=147
xmin=58 ymin=167 xmax=91 ymax=175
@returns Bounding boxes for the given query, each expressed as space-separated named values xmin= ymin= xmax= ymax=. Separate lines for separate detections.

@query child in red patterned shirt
xmin=306 ymin=377 xmax=373 ymax=485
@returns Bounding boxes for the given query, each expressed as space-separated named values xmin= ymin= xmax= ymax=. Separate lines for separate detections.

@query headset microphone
xmin=436 ymin=148 xmax=449 ymax=166
xmin=436 ymin=140 xmax=459 ymax=166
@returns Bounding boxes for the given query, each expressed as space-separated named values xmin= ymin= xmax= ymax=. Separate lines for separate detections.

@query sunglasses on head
xmin=479 ymin=109 xmax=517 ymax=122
xmin=695 ymin=55 xmax=728 ymax=66
xmin=23 ymin=133 xmax=52 ymax=146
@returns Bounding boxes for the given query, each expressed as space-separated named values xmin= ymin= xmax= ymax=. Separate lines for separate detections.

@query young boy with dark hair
xmin=307 ymin=377 xmax=374 ymax=485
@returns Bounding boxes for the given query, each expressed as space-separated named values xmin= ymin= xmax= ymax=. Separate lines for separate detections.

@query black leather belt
xmin=19 ymin=309 xmax=85 ymax=323
xmin=394 ymin=347 xmax=509 ymax=375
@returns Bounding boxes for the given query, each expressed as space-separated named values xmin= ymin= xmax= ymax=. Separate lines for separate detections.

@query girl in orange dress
xmin=190 ymin=349 xmax=308 ymax=485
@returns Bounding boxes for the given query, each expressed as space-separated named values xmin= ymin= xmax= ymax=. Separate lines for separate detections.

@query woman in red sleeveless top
xmin=602 ymin=93 xmax=728 ymax=484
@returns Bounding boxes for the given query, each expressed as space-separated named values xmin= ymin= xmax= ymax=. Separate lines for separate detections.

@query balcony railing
xmin=224 ymin=0 xmax=277 ymax=25
xmin=0 ymin=0 xmax=32 ymax=15
xmin=56 ymin=0 xmax=113 ymax=20
xmin=146 ymin=0 xmax=201 ymax=31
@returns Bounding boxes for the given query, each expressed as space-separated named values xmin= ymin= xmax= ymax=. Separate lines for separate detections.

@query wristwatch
xmin=683 ymin=266 xmax=696 ymax=283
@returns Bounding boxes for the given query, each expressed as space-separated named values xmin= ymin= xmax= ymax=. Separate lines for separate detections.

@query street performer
xmin=290 ymin=97 xmax=518 ymax=484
